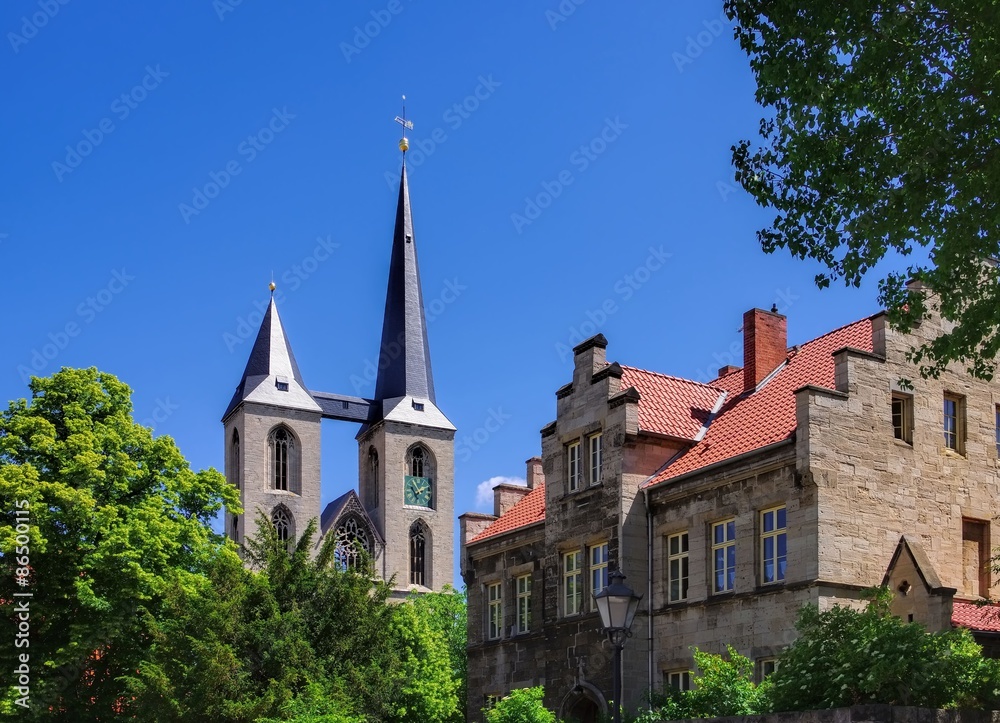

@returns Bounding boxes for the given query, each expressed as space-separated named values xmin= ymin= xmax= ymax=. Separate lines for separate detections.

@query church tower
xmin=358 ymin=159 xmax=456 ymax=595
xmin=222 ymin=293 xmax=323 ymax=549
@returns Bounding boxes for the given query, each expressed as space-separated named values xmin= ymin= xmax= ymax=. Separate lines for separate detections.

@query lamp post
xmin=593 ymin=568 xmax=642 ymax=723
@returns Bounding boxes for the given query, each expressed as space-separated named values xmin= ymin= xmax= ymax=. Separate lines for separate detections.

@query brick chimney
xmin=494 ymin=482 xmax=531 ymax=517
xmin=525 ymin=456 xmax=544 ymax=490
xmin=743 ymin=308 xmax=787 ymax=392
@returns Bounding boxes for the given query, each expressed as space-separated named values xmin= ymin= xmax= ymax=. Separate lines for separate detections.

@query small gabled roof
xmin=320 ymin=489 xmax=384 ymax=546
xmin=469 ymin=484 xmax=546 ymax=544
xmin=222 ymin=296 xmax=321 ymax=421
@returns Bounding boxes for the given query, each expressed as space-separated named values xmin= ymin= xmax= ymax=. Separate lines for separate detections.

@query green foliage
xmin=0 ymin=368 xmax=470 ymax=721
xmin=770 ymin=588 xmax=1000 ymax=711
xmin=634 ymin=646 xmax=770 ymax=722
xmin=726 ymin=0 xmax=1000 ymax=379
xmin=408 ymin=585 xmax=468 ymax=715
xmin=485 ymin=687 xmax=558 ymax=723
xmin=0 ymin=367 xmax=238 ymax=718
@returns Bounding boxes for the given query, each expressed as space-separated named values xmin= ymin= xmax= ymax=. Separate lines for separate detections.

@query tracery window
xmin=269 ymin=427 xmax=294 ymax=491
xmin=334 ymin=516 xmax=371 ymax=571
xmin=411 ymin=446 xmax=425 ymax=478
xmin=410 ymin=522 xmax=427 ymax=586
xmin=272 ymin=507 xmax=292 ymax=542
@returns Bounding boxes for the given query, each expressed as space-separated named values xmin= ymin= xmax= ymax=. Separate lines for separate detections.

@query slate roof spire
xmin=222 ymin=289 xmax=321 ymax=421
xmin=373 ymin=161 xmax=436 ymax=405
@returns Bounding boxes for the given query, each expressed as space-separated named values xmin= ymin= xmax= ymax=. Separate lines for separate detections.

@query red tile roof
xmin=470 ymin=484 xmax=546 ymax=543
xmin=952 ymin=601 xmax=1000 ymax=633
xmin=619 ymin=366 xmax=725 ymax=441
xmin=469 ymin=315 xmax=876 ymax=542
xmin=645 ymin=317 xmax=874 ymax=486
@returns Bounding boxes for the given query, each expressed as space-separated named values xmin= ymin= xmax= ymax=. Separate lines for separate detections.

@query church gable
xmin=320 ymin=490 xmax=384 ymax=568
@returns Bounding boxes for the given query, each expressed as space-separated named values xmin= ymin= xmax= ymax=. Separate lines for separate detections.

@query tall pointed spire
xmin=373 ymin=162 xmax=436 ymax=405
xmin=222 ymin=290 xmax=321 ymax=420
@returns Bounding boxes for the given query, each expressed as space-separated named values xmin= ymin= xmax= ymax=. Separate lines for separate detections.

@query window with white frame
xmin=665 ymin=670 xmax=692 ymax=692
xmin=567 ymin=441 xmax=581 ymax=491
xmin=588 ymin=432 xmax=603 ymax=485
xmin=760 ymin=506 xmax=787 ymax=584
xmin=759 ymin=658 xmax=779 ymax=681
xmin=516 ymin=575 xmax=531 ymax=633
xmin=590 ymin=542 xmax=609 ymax=609
xmin=487 ymin=582 xmax=502 ymax=640
xmin=563 ymin=550 xmax=583 ymax=615
xmin=712 ymin=519 xmax=736 ymax=593
xmin=667 ymin=532 xmax=689 ymax=603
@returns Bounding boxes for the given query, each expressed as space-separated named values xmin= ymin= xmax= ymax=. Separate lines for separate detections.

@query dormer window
xmin=412 ymin=400 xmax=425 ymax=412
xmin=275 ymin=375 xmax=289 ymax=392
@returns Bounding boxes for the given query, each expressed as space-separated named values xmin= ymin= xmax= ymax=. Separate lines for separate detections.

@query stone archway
xmin=559 ymin=681 xmax=607 ymax=723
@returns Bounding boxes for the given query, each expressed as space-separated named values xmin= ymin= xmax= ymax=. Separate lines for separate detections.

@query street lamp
xmin=593 ymin=568 xmax=642 ymax=723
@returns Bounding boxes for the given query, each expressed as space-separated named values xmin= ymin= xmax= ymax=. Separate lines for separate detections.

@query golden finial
xmin=269 ymin=281 xmax=276 ymax=292
xmin=394 ymin=95 xmax=413 ymax=154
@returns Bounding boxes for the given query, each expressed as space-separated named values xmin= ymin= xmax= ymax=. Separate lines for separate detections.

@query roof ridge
xmin=793 ymin=314 xmax=874 ymax=351
xmin=620 ymin=364 xmax=726 ymax=392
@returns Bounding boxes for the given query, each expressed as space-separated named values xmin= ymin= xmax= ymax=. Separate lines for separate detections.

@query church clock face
xmin=404 ymin=476 xmax=432 ymax=507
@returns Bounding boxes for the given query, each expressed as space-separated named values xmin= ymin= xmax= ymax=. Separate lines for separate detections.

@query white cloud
xmin=475 ymin=475 xmax=526 ymax=510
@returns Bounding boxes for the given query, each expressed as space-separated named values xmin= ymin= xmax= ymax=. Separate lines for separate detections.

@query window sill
xmin=892 ymin=438 xmax=913 ymax=449
xmin=560 ymin=482 xmax=604 ymax=501
xmin=403 ymin=504 xmax=436 ymax=512
xmin=941 ymin=447 xmax=967 ymax=459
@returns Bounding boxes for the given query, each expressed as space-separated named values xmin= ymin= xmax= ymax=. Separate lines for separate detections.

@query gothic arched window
xmin=268 ymin=426 xmax=297 ymax=492
xmin=368 ymin=447 xmax=379 ymax=507
xmin=230 ymin=429 xmax=241 ymax=487
xmin=410 ymin=522 xmax=427 ymax=586
xmin=335 ymin=516 xmax=371 ymax=571
xmin=410 ymin=446 xmax=425 ymax=478
xmin=272 ymin=507 xmax=292 ymax=542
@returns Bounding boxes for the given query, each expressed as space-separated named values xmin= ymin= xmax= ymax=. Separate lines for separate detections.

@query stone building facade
xmin=461 ymin=302 xmax=1000 ymax=722
xmin=223 ymin=161 xmax=455 ymax=596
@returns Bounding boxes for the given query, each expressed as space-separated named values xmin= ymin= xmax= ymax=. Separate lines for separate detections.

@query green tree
xmin=485 ymin=687 xmax=558 ymax=723
xmin=389 ymin=601 xmax=461 ymax=722
xmin=770 ymin=588 xmax=1000 ymax=711
xmin=727 ymin=0 xmax=1000 ymax=379
xmin=0 ymin=368 xmax=238 ymax=719
xmin=635 ymin=646 xmax=770 ymax=722
xmin=408 ymin=585 xmax=468 ymax=717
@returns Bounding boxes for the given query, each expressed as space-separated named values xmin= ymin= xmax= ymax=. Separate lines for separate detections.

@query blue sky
xmin=0 ymin=1 xmax=896 ymax=584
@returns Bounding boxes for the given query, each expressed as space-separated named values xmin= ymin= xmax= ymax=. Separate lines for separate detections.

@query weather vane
xmin=394 ymin=94 xmax=413 ymax=153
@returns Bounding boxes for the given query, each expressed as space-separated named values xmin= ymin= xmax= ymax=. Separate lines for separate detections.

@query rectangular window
xmin=759 ymin=658 xmax=779 ymax=681
xmin=892 ymin=393 xmax=913 ymax=444
xmin=665 ymin=670 xmax=692 ymax=692
xmin=590 ymin=542 xmax=609 ymax=609
xmin=995 ymin=405 xmax=999 ymax=456
xmin=589 ymin=432 xmax=603 ymax=485
xmin=712 ymin=519 xmax=736 ymax=593
xmin=516 ymin=575 xmax=531 ymax=633
xmin=563 ymin=550 xmax=583 ymax=615
xmin=963 ymin=519 xmax=990 ymax=597
xmin=760 ymin=506 xmax=787 ymax=584
xmin=667 ymin=532 xmax=689 ymax=603
xmin=487 ymin=582 xmax=502 ymax=640
xmin=944 ymin=393 xmax=965 ymax=452
xmin=567 ymin=441 xmax=581 ymax=492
